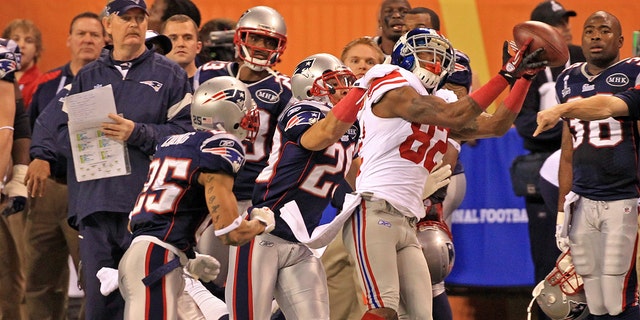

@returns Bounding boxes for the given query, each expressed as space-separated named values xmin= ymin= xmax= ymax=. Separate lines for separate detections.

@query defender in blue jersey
xmin=225 ymin=53 xmax=365 ymax=320
xmin=534 ymin=11 xmax=640 ymax=319
xmin=192 ymin=6 xmax=297 ymax=290
xmin=119 ymin=76 xmax=274 ymax=320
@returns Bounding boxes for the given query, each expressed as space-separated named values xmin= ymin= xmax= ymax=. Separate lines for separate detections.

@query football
xmin=513 ymin=21 xmax=569 ymax=67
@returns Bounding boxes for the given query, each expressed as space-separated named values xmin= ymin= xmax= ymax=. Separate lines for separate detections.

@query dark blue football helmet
xmin=390 ymin=28 xmax=455 ymax=89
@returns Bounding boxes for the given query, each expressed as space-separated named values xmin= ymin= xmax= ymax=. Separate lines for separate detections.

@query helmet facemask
xmin=310 ymin=69 xmax=357 ymax=105
xmin=292 ymin=53 xmax=356 ymax=106
xmin=234 ymin=28 xmax=287 ymax=71
xmin=528 ymin=251 xmax=589 ymax=320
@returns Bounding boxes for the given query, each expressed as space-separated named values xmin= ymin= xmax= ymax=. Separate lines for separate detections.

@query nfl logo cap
xmin=106 ymin=0 xmax=148 ymax=16
xmin=530 ymin=1 xmax=576 ymax=26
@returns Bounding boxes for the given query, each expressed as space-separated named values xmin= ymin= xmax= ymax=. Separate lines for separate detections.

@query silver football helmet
xmin=390 ymin=28 xmax=455 ymax=90
xmin=234 ymin=6 xmax=287 ymax=71
xmin=291 ymin=53 xmax=356 ymax=105
xmin=416 ymin=220 xmax=455 ymax=284
xmin=529 ymin=250 xmax=589 ymax=320
xmin=191 ymin=76 xmax=259 ymax=142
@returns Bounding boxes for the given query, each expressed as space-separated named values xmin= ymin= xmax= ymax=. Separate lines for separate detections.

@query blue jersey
xmin=446 ymin=49 xmax=472 ymax=93
xmin=0 ymin=38 xmax=20 ymax=83
xmin=129 ymin=131 xmax=245 ymax=257
xmin=616 ymin=85 xmax=640 ymax=119
xmin=249 ymin=101 xmax=360 ymax=242
xmin=555 ymin=58 xmax=640 ymax=200
xmin=193 ymin=61 xmax=297 ymax=200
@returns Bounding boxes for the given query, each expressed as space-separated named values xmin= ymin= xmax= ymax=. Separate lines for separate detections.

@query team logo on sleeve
xmin=202 ymin=144 xmax=245 ymax=173
xmin=0 ymin=59 xmax=17 ymax=79
xmin=284 ymin=111 xmax=321 ymax=131
xmin=203 ymin=88 xmax=246 ymax=109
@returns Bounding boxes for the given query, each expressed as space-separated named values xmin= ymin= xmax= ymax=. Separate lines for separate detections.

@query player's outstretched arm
xmin=451 ymin=77 xmax=535 ymax=140
xmin=300 ymin=88 xmax=365 ymax=151
xmin=384 ymin=40 xmax=544 ymax=131
xmin=534 ymin=95 xmax=629 ymax=136
xmin=199 ymin=172 xmax=268 ymax=246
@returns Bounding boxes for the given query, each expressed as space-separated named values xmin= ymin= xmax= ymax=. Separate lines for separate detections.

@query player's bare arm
xmin=0 ymin=80 xmax=15 ymax=180
xmin=376 ymin=85 xmax=485 ymax=131
xmin=199 ymin=172 xmax=265 ymax=246
xmin=345 ymin=157 xmax=361 ymax=190
xmin=300 ymin=88 xmax=365 ymax=151
xmin=557 ymin=123 xmax=574 ymax=212
xmin=441 ymin=82 xmax=468 ymax=99
xmin=534 ymin=95 xmax=630 ymax=136
xmin=300 ymin=112 xmax=354 ymax=151
xmin=451 ymin=97 xmax=523 ymax=140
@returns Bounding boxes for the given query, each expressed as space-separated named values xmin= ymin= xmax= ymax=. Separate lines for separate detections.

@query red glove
xmin=499 ymin=39 xmax=547 ymax=84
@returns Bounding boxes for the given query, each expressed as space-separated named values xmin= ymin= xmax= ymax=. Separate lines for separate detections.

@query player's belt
xmin=132 ymin=235 xmax=188 ymax=286
xmin=360 ymin=192 xmax=406 ymax=217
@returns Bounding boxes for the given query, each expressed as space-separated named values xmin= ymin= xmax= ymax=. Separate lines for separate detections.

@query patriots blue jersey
xmin=446 ymin=49 xmax=472 ymax=92
xmin=129 ymin=131 xmax=245 ymax=257
xmin=193 ymin=61 xmax=297 ymax=200
xmin=0 ymin=38 xmax=20 ymax=82
xmin=617 ymin=85 xmax=640 ymax=119
xmin=250 ymin=101 xmax=360 ymax=242
xmin=555 ymin=57 xmax=640 ymax=200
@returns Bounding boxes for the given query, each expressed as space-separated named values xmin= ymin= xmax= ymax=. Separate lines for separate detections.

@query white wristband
xmin=447 ymin=139 xmax=461 ymax=153
xmin=213 ymin=215 xmax=243 ymax=237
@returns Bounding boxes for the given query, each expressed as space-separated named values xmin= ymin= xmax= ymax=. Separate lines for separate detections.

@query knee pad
xmin=570 ymin=233 xmax=598 ymax=276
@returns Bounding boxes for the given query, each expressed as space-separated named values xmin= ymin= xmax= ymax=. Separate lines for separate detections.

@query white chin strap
xmin=527 ymin=281 xmax=546 ymax=320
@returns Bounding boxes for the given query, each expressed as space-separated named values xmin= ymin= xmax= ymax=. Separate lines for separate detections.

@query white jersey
xmin=356 ymin=65 xmax=449 ymax=219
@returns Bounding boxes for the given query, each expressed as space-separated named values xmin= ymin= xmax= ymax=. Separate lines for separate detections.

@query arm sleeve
xmin=280 ymin=103 xmax=325 ymax=145
xmin=13 ymin=95 xmax=31 ymax=140
xmin=615 ymin=87 xmax=640 ymax=120
xmin=127 ymin=70 xmax=194 ymax=155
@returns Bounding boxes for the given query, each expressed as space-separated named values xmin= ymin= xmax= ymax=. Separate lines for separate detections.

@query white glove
xmin=555 ymin=211 xmax=570 ymax=252
xmin=422 ymin=161 xmax=452 ymax=199
xmin=184 ymin=253 xmax=221 ymax=283
xmin=96 ymin=267 xmax=119 ymax=296
xmin=353 ymin=64 xmax=400 ymax=89
xmin=4 ymin=164 xmax=28 ymax=198
xmin=250 ymin=206 xmax=275 ymax=234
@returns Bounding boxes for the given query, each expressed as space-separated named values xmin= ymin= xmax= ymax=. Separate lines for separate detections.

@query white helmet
xmin=291 ymin=53 xmax=356 ymax=105
xmin=528 ymin=251 xmax=589 ymax=320
xmin=417 ymin=219 xmax=455 ymax=284
xmin=191 ymin=76 xmax=259 ymax=142
xmin=390 ymin=28 xmax=455 ymax=90
xmin=234 ymin=6 xmax=287 ymax=71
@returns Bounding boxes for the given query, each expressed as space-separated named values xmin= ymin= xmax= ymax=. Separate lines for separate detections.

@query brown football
xmin=513 ymin=21 xmax=569 ymax=67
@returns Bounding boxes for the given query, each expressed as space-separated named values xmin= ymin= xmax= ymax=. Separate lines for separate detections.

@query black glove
xmin=1 ymin=195 xmax=26 ymax=217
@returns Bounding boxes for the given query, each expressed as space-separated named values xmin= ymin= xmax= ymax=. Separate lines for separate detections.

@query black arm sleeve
xmin=13 ymin=97 xmax=31 ymax=140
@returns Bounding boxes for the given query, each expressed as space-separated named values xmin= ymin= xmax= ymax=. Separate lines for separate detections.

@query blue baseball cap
xmin=106 ymin=0 xmax=148 ymax=16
